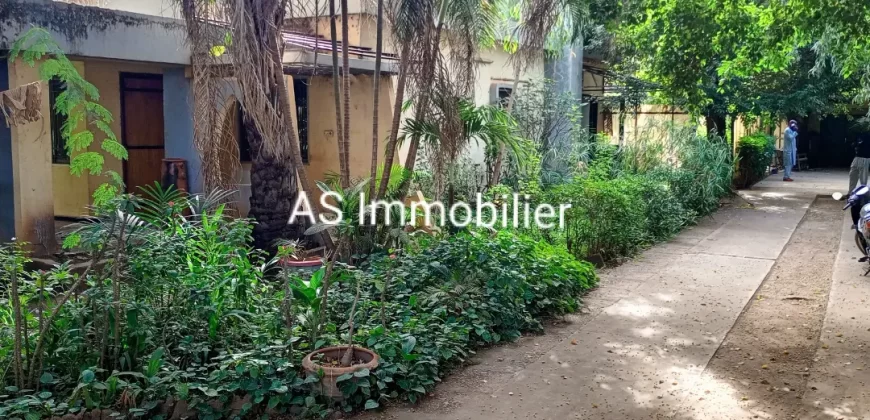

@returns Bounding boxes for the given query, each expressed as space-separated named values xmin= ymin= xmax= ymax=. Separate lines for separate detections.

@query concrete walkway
xmin=363 ymin=170 xmax=848 ymax=420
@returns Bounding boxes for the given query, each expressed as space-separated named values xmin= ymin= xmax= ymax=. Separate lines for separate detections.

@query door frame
xmin=119 ymin=72 xmax=164 ymax=193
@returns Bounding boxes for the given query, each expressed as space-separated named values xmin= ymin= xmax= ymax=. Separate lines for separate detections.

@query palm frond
xmin=188 ymin=188 xmax=238 ymax=216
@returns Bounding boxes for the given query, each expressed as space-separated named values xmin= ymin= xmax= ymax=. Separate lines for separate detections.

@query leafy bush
xmin=548 ymin=176 xmax=648 ymax=261
xmin=1 ymin=190 xmax=596 ymax=418
xmin=635 ymin=175 xmax=691 ymax=241
xmin=542 ymin=124 xmax=733 ymax=262
xmin=735 ymin=133 xmax=775 ymax=188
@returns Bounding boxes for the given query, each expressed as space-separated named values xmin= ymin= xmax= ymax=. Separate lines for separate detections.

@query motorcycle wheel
xmin=856 ymin=231 xmax=869 ymax=256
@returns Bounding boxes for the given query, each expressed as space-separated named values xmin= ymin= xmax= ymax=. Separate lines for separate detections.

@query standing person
xmin=783 ymin=120 xmax=798 ymax=182
xmin=850 ymin=132 xmax=870 ymax=192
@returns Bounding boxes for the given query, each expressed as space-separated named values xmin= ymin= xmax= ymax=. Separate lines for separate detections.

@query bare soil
xmin=701 ymin=196 xmax=842 ymax=418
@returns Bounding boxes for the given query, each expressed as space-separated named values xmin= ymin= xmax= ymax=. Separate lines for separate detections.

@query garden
xmin=4 ymin=0 xmax=867 ymax=416
xmin=0 ymin=79 xmax=736 ymax=418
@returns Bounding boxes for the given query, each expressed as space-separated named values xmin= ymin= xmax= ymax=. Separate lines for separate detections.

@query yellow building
xmin=1 ymin=0 xmax=545 ymax=253
xmin=0 ymin=0 xmax=400 ymax=253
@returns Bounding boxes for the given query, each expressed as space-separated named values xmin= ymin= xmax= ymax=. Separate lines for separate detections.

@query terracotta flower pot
xmin=302 ymin=346 xmax=379 ymax=398
xmin=279 ymin=256 xmax=323 ymax=274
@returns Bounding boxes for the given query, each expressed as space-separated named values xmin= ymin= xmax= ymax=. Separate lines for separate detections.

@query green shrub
xmin=735 ymin=133 xmax=775 ymax=188
xmin=548 ymin=176 xmax=648 ymax=261
xmin=1 ymin=196 xmax=596 ymax=418
xmin=635 ymin=175 xmax=691 ymax=241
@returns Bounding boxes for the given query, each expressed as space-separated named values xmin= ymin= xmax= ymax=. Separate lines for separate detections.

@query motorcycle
xmin=835 ymin=185 xmax=870 ymax=275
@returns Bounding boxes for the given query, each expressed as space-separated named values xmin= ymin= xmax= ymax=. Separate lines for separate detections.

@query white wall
xmin=2 ymin=0 xmax=189 ymax=65
xmin=56 ymin=0 xmax=183 ymax=19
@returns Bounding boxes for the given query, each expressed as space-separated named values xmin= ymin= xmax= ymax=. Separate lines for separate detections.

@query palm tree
xmin=340 ymin=0 xmax=352 ymax=188
xmin=395 ymin=0 xmax=499 ymax=197
xmin=375 ymin=0 xmax=428 ymax=200
xmin=329 ymin=0 xmax=348 ymax=187
xmin=178 ymin=0 xmax=333 ymax=250
xmin=368 ymin=0 xmax=385 ymax=199
xmin=400 ymin=99 xmax=520 ymax=202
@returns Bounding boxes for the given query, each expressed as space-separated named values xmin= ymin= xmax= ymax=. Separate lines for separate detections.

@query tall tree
xmin=179 ymin=0 xmax=331 ymax=250
xmin=340 ymin=0 xmax=352 ymax=188
xmin=396 ymin=0 xmax=499 ymax=196
xmin=615 ymin=0 xmax=868 ymax=134
xmin=369 ymin=0 xmax=385 ymax=198
xmin=375 ymin=0 xmax=428 ymax=199
xmin=329 ymin=0 xmax=348 ymax=187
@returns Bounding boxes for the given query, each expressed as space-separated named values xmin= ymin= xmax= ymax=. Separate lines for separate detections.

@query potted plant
xmin=276 ymin=240 xmax=324 ymax=273
xmin=301 ymin=179 xmax=379 ymax=398
xmin=302 ymin=271 xmax=378 ymax=398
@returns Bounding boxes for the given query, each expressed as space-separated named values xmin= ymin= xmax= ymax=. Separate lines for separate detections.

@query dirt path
xmin=684 ymin=197 xmax=842 ymax=419
xmin=354 ymin=172 xmax=852 ymax=420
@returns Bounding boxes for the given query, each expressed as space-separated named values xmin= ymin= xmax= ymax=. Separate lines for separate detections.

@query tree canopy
xmin=612 ymin=0 xmax=870 ymax=126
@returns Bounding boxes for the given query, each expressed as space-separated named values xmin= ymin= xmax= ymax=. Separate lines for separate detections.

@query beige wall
xmin=9 ymin=56 xmax=166 ymax=225
xmin=232 ymin=74 xmax=395 ymax=215
xmin=305 ymin=73 xmax=394 ymax=184
xmin=48 ymin=58 xmax=166 ymax=217
xmin=51 ymin=60 xmax=90 ymax=217
xmin=604 ymin=104 xmax=781 ymax=150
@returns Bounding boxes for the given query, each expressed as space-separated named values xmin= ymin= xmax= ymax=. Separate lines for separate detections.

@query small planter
xmin=280 ymin=256 xmax=323 ymax=274
xmin=302 ymin=346 xmax=379 ymax=398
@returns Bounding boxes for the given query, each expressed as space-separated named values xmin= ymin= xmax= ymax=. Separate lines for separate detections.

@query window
xmin=49 ymin=79 xmax=69 ymax=164
xmin=497 ymin=86 xmax=513 ymax=108
xmin=237 ymin=102 xmax=252 ymax=162
xmin=294 ymin=78 xmax=309 ymax=164
xmin=588 ymin=100 xmax=599 ymax=134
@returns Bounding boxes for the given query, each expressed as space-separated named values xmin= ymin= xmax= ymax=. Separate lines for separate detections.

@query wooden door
xmin=121 ymin=73 xmax=164 ymax=193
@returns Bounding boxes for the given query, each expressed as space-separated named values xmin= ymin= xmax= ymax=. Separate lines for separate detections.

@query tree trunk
xmin=706 ymin=112 xmax=727 ymax=139
xmin=267 ymin=34 xmax=334 ymax=250
xmin=368 ymin=0 xmax=384 ymax=199
xmin=340 ymin=0 xmax=352 ymax=188
xmin=111 ymin=218 xmax=127 ymax=370
xmin=329 ymin=0 xmax=348 ymax=187
xmin=246 ymin=115 xmax=299 ymax=250
xmin=397 ymin=18 xmax=446 ymax=197
xmin=10 ymin=252 xmax=23 ymax=388
xmin=376 ymin=44 xmax=410 ymax=200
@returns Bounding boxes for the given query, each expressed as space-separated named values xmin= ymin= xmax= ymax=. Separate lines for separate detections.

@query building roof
xmin=282 ymin=31 xmax=398 ymax=61
xmin=281 ymin=31 xmax=399 ymax=75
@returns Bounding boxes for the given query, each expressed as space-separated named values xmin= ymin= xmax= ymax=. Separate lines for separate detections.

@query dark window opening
xmin=49 ymin=79 xmax=69 ymax=164
xmin=588 ymin=100 xmax=599 ymax=134
xmin=237 ymin=102 xmax=252 ymax=162
xmin=497 ymin=86 xmax=513 ymax=108
xmin=294 ymin=78 xmax=309 ymax=164
xmin=236 ymin=78 xmax=308 ymax=164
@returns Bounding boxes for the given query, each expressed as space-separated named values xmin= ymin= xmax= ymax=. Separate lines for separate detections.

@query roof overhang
xmin=281 ymin=31 xmax=398 ymax=73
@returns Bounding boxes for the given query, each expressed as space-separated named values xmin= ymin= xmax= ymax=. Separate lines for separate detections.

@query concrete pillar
xmin=544 ymin=41 xmax=585 ymax=147
xmin=7 ymin=60 xmax=55 ymax=253
xmin=545 ymin=44 xmax=584 ymax=101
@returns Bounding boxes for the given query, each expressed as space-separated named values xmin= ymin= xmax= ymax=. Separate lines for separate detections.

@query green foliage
xmin=508 ymin=79 xmax=594 ymax=186
xmin=2 ymin=184 xmax=596 ymax=418
xmin=8 ymin=27 xmax=126 ymax=205
xmin=735 ymin=133 xmax=775 ymax=188
xmin=549 ymin=176 xmax=647 ymax=260
xmin=545 ymin=124 xmax=732 ymax=261
xmin=615 ymin=0 xmax=865 ymax=121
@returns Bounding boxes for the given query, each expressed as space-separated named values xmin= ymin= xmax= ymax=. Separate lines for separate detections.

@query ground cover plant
xmin=0 ymin=185 xmax=597 ymax=419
